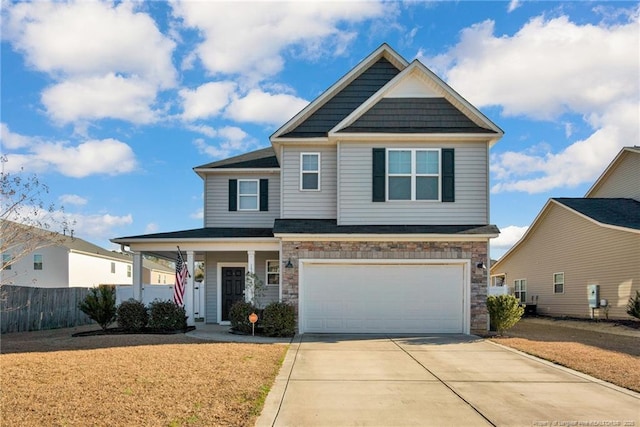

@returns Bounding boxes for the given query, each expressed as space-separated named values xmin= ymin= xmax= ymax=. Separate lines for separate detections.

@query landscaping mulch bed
xmin=0 ymin=325 xmax=288 ymax=426
xmin=490 ymin=318 xmax=640 ymax=393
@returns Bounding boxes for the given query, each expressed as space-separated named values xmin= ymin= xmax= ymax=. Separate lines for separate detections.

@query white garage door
xmin=301 ymin=262 xmax=466 ymax=334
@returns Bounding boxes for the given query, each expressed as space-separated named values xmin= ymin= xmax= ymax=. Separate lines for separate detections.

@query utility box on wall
xmin=588 ymin=284 xmax=600 ymax=308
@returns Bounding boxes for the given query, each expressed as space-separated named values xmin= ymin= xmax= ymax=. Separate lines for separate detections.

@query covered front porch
xmin=111 ymin=228 xmax=281 ymax=326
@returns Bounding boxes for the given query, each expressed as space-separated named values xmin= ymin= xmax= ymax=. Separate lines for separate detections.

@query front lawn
xmin=1 ymin=326 xmax=287 ymax=426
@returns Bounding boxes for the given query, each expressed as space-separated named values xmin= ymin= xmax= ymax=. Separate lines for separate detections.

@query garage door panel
xmin=302 ymin=263 xmax=465 ymax=334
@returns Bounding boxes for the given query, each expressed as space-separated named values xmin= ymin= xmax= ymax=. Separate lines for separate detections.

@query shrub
xmin=487 ymin=294 xmax=524 ymax=335
xmin=117 ymin=299 xmax=148 ymax=331
xmin=148 ymin=300 xmax=187 ymax=330
xmin=627 ymin=290 xmax=640 ymax=320
xmin=262 ymin=302 xmax=296 ymax=337
xmin=79 ymin=285 xmax=117 ymax=331
xmin=230 ymin=300 xmax=256 ymax=334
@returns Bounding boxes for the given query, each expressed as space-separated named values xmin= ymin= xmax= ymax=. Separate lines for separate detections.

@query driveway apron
xmin=257 ymin=334 xmax=639 ymax=427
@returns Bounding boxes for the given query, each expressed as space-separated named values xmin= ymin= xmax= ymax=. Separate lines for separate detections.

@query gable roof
xmin=553 ymin=198 xmax=640 ymax=231
xmin=337 ymin=97 xmax=496 ymax=134
xmin=271 ymin=43 xmax=408 ymax=140
xmin=585 ymin=146 xmax=640 ymax=197
xmin=491 ymin=197 xmax=640 ymax=271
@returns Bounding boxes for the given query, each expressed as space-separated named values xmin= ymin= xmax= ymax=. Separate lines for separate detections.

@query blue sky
xmin=1 ymin=1 xmax=638 ymax=259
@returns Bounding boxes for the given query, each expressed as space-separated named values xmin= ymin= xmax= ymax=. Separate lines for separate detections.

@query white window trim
xmin=238 ymin=179 xmax=259 ymax=211
xmin=514 ymin=278 xmax=527 ymax=303
xmin=386 ymin=148 xmax=441 ymax=201
xmin=553 ymin=272 xmax=565 ymax=294
xmin=300 ymin=152 xmax=321 ymax=191
xmin=266 ymin=259 xmax=280 ymax=287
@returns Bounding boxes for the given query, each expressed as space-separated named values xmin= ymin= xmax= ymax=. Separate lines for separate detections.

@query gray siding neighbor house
xmin=490 ymin=147 xmax=640 ymax=320
xmin=112 ymin=44 xmax=503 ymax=334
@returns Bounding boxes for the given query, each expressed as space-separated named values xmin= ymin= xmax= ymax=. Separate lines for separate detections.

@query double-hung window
xmin=387 ymin=149 xmax=440 ymax=201
xmin=34 ymin=254 xmax=43 ymax=270
xmin=266 ymin=260 xmax=280 ymax=286
xmin=553 ymin=272 xmax=564 ymax=294
xmin=238 ymin=179 xmax=259 ymax=211
xmin=514 ymin=279 xmax=526 ymax=303
xmin=300 ymin=153 xmax=320 ymax=191
xmin=2 ymin=253 xmax=11 ymax=270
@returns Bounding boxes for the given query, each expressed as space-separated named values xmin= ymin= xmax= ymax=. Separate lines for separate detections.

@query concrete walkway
xmin=257 ymin=334 xmax=640 ymax=427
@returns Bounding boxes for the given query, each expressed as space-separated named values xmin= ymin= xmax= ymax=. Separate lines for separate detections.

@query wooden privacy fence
xmin=1 ymin=285 xmax=94 ymax=334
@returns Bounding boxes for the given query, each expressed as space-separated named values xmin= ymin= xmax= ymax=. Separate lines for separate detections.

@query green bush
xmin=230 ymin=300 xmax=257 ymax=334
xmin=148 ymin=300 xmax=187 ymax=330
xmin=487 ymin=294 xmax=524 ymax=335
xmin=117 ymin=299 xmax=148 ymax=331
xmin=627 ymin=290 xmax=640 ymax=320
xmin=262 ymin=302 xmax=296 ymax=337
xmin=79 ymin=285 xmax=117 ymax=331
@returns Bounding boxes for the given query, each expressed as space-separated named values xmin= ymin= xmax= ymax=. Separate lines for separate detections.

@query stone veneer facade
xmin=281 ymin=240 xmax=489 ymax=334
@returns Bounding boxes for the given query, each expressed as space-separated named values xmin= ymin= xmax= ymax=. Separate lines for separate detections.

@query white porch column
xmin=246 ymin=250 xmax=256 ymax=303
xmin=184 ymin=250 xmax=195 ymax=326
xmin=132 ymin=252 xmax=143 ymax=301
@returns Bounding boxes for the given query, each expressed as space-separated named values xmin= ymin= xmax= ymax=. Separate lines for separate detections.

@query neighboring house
xmin=112 ymin=44 xmax=503 ymax=334
xmin=1 ymin=222 xmax=174 ymax=288
xmin=490 ymin=147 xmax=640 ymax=320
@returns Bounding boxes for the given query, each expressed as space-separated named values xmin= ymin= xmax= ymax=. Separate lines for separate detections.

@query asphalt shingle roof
xmin=113 ymin=227 xmax=275 ymax=241
xmin=553 ymin=198 xmax=640 ymax=230
xmin=281 ymin=58 xmax=401 ymax=138
xmin=273 ymin=219 xmax=499 ymax=235
xmin=194 ymin=147 xmax=278 ymax=169
xmin=339 ymin=98 xmax=497 ymax=134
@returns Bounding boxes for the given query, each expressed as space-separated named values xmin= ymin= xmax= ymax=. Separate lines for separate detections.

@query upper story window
xmin=238 ymin=179 xmax=259 ymax=211
xmin=127 ymin=265 xmax=132 ymax=278
xmin=553 ymin=272 xmax=564 ymax=294
xmin=300 ymin=153 xmax=320 ymax=191
xmin=2 ymin=253 xmax=11 ymax=270
xmin=387 ymin=149 xmax=440 ymax=201
xmin=34 ymin=254 xmax=43 ymax=270
xmin=111 ymin=262 xmax=116 ymax=274
xmin=228 ymin=179 xmax=269 ymax=212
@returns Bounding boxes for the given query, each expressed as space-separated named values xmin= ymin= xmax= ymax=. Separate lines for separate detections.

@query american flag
xmin=174 ymin=250 xmax=188 ymax=306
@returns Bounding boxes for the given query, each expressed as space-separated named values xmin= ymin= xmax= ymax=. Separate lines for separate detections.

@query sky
xmin=1 ymin=0 xmax=638 ymax=260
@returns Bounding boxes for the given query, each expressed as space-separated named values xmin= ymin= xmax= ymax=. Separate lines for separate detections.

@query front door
xmin=221 ymin=267 xmax=245 ymax=321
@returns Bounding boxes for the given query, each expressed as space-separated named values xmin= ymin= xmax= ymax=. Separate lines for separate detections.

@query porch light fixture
xmin=283 ymin=258 xmax=294 ymax=268
xmin=476 ymin=262 xmax=486 ymax=270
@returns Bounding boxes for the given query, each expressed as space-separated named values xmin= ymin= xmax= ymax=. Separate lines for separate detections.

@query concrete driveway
xmin=257 ymin=334 xmax=639 ymax=426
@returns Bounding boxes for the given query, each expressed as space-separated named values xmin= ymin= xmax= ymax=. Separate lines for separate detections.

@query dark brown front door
xmin=221 ymin=267 xmax=245 ymax=321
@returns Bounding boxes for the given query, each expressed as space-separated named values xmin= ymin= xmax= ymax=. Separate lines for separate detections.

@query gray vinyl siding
xmin=588 ymin=152 xmax=640 ymax=200
xmin=338 ymin=141 xmax=488 ymax=225
xmin=204 ymin=171 xmax=280 ymax=227
xmin=281 ymin=145 xmax=337 ymax=218
xmin=205 ymin=251 xmax=280 ymax=324
xmin=491 ymin=203 xmax=640 ymax=319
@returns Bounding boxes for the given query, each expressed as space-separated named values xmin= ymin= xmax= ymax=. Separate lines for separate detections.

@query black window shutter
xmin=372 ymin=148 xmax=386 ymax=202
xmin=228 ymin=179 xmax=237 ymax=211
xmin=442 ymin=149 xmax=455 ymax=202
xmin=259 ymin=179 xmax=268 ymax=211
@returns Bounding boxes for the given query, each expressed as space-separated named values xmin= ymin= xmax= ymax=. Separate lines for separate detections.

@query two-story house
xmin=112 ymin=44 xmax=503 ymax=334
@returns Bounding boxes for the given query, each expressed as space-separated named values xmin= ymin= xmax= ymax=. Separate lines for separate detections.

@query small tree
xmin=245 ymin=271 xmax=266 ymax=308
xmin=627 ymin=290 xmax=640 ymax=320
xmin=487 ymin=294 xmax=524 ymax=335
xmin=79 ymin=286 xmax=117 ymax=331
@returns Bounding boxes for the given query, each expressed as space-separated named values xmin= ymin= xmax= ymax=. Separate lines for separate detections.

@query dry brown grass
xmin=490 ymin=319 xmax=640 ymax=393
xmin=1 ymin=326 xmax=288 ymax=426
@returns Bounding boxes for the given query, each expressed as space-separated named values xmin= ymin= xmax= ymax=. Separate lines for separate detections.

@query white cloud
xmin=190 ymin=208 xmax=203 ymax=220
xmin=225 ymin=89 xmax=309 ymax=126
xmin=193 ymin=126 xmax=259 ymax=159
xmin=5 ymin=137 xmax=138 ymax=178
xmin=1 ymin=123 xmax=32 ymax=149
xmin=144 ymin=223 xmax=159 ymax=234
xmin=59 ymin=194 xmax=88 ymax=206
xmin=420 ymin=10 xmax=639 ymax=194
xmin=172 ymin=1 xmax=387 ymax=81
xmin=507 ymin=0 xmax=522 ymax=13
xmin=2 ymin=0 xmax=176 ymax=125
xmin=41 ymin=74 xmax=159 ymax=125
xmin=491 ymin=225 xmax=529 ymax=256
xmin=67 ymin=212 xmax=134 ymax=243
xmin=179 ymin=81 xmax=237 ymax=121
